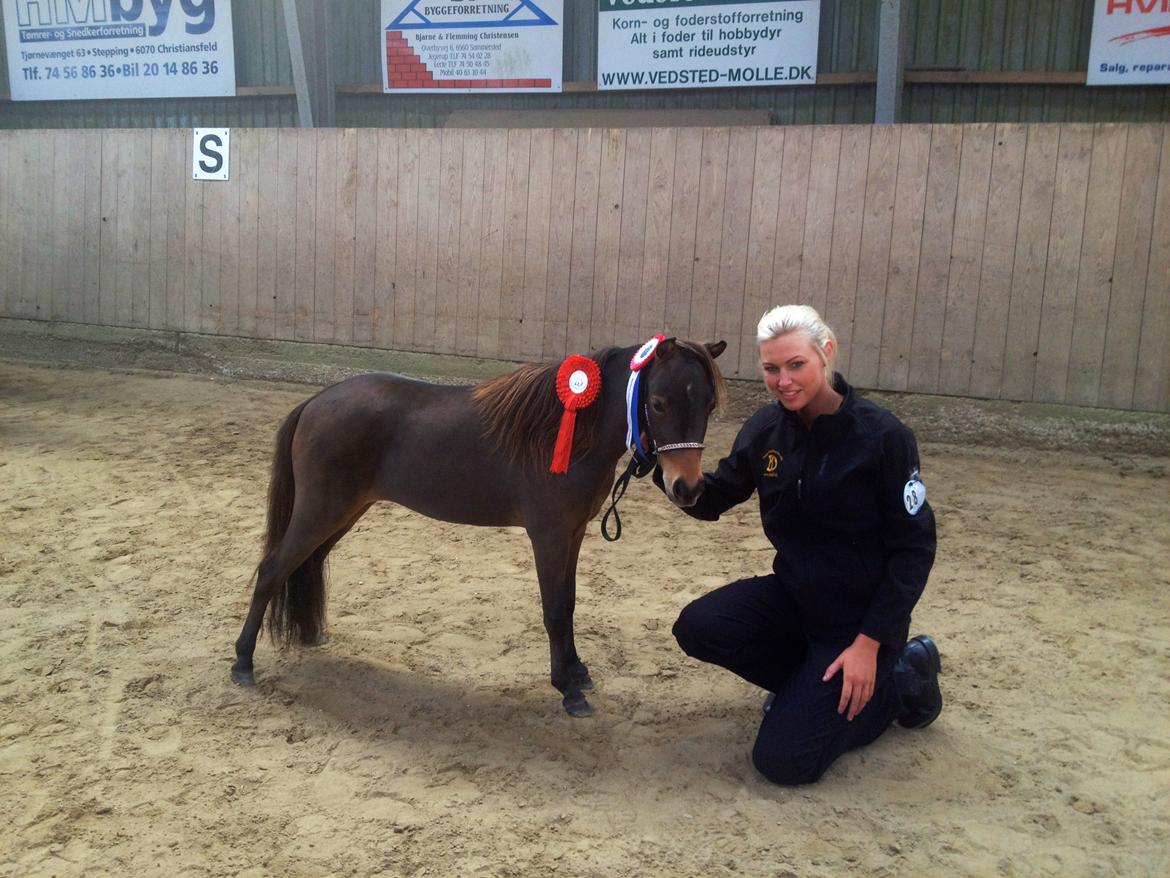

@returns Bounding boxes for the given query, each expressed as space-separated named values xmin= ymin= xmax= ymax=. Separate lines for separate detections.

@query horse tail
xmin=261 ymin=398 xmax=326 ymax=647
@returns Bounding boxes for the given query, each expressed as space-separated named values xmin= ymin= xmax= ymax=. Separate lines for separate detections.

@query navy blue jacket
xmin=666 ymin=376 xmax=936 ymax=647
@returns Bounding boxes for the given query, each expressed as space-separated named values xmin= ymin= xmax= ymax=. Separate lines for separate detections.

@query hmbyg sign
xmin=2 ymin=0 xmax=237 ymax=101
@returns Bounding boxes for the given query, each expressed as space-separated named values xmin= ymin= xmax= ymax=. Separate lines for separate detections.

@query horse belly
xmin=374 ymin=445 xmax=525 ymax=528
xmin=390 ymin=482 xmax=524 ymax=527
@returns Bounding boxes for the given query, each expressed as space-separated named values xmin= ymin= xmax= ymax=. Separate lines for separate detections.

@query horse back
xmin=292 ymin=373 xmax=533 ymax=526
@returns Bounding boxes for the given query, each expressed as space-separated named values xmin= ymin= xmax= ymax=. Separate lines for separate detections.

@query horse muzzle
xmin=659 ymin=450 xmax=706 ymax=508
xmin=667 ymin=476 xmax=705 ymax=508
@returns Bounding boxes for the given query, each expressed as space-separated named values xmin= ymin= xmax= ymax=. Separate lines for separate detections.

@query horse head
xmin=643 ymin=338 xmax=727 ymax=508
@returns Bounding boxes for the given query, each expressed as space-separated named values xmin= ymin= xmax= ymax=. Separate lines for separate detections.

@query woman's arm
xmin=859 ymin=423 xmax=937 ymax=647
xmin=652 ymin=414 xmax=763 ymax=520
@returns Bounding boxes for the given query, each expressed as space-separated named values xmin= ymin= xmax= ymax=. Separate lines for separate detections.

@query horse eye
xmin=650 ymin=398 xmax=667 ymax=414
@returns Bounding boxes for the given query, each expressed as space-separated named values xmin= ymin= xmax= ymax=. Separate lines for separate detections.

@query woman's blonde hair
xmin=756 ymin=304 xmax=838 ymax=382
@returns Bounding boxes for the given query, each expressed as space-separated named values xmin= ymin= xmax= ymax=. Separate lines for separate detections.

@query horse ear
xmin=705 ymin=340 xmax=727 ymax=360
xmin=656 ymin=337 xmax=677 ymax=358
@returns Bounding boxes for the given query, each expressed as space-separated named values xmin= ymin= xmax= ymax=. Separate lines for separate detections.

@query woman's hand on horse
xmin=823 ymin=634 xmax=880 ymax=722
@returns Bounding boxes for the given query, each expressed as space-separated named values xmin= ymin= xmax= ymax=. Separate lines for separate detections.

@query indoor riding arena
xmin=2 ymin=2 xmax=1168 ymax=877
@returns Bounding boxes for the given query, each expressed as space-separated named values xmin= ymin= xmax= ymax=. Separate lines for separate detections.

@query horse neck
xmin=596 ymin=345 xmax=641 ymax=461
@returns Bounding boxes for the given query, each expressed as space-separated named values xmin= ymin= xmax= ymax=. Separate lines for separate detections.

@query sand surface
xmin=1 ymin=354 xmax=1167 ymax=877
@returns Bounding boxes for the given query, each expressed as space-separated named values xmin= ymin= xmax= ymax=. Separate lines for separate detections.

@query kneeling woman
xmin=658 ymin=305 xmax=943 ymax=785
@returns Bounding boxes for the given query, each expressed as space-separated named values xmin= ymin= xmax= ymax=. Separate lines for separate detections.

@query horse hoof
xmin=562 ymin=693 xmax=593 ymax=718
xmin=308 ymin=633 xmax=329 ymax=647
xmin=231 ymin=667 xmax=256 ymax=687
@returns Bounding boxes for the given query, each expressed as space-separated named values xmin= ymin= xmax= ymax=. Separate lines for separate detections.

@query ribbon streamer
xmin=551 ymin=355 xmax=601 ymax=474
xmin=625 ymin=334 xmax=665 ymax=458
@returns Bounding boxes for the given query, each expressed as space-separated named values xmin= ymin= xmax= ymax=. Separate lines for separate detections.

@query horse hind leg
xmin=231 ymin=503 xmax=370 ymax=686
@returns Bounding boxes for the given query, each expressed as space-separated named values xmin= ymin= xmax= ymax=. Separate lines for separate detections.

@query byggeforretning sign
xmin=597 ymin=0 xmax=820 ymax=91
xmin=382 ymin=0 xmax=563 ymax=93
xmin=2 ymin=0 xmax=236 ymax=101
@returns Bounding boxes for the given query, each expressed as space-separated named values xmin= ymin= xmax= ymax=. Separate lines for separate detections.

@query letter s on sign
xmin=199 ymin=135 xmax=223 ymax=172
xmin=192 ymin=128 xmax=230 ymax=180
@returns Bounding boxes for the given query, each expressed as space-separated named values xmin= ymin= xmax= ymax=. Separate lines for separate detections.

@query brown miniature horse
xmin=232 ymin=338 xmax=726 ymax=716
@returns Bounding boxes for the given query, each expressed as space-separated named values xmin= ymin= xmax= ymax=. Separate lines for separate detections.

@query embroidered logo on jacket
xmin=763 ymin=450 xmax=782 ymax=476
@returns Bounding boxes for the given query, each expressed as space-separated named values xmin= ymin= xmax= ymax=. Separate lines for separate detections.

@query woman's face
xmin=759 ymin=331 xmax=830 ymax=412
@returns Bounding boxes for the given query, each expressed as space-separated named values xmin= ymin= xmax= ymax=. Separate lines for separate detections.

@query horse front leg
xmin=562 ymin=524 xmax=593 ymax=695
xmin=528 ymin=522 xmax=592 ymax=717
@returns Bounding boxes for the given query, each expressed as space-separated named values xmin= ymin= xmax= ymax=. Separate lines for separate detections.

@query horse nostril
xmin=671 ymin=478 xmax=704 ymax=508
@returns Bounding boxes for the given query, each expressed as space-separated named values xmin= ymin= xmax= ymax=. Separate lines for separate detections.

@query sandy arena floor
xmin=1 ymin=351 xmax=1167 ymax=877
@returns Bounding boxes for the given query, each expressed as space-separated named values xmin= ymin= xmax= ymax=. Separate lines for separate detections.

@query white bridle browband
xmin=655 ymin=440 xmax=704 ymax=453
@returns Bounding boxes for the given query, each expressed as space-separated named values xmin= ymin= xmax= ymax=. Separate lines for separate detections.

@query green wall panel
xmin=1 ymin=1 xmax=1167 ymax=128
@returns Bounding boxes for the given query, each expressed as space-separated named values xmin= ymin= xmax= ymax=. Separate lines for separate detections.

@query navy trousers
xmin=672 ymin=575 xmax=903 ymax=785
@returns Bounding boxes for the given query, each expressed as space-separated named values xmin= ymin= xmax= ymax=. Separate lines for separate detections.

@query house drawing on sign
xmin=390 ymin=0 xmax=557 ymax=29
xmin=385 ymin=0 xmax=558 ymax=90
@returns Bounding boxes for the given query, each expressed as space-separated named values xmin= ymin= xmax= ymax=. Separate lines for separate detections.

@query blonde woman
xmin=660 ymin=305 xmax=942 ymax=785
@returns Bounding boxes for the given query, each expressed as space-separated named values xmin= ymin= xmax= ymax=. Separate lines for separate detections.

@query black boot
xmin=895 ymin=635 xmax=943 ymax=729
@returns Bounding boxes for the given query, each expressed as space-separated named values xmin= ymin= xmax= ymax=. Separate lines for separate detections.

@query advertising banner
xmin=382 ymin=0 xmax=563 ymax=93
xmin=2 ymin=0 xmax=236 ymax=101
xmin=597 ymin=0 xmax=819 ymax=91
xmin=1087 ymin=0 xmax=1170 ymax=85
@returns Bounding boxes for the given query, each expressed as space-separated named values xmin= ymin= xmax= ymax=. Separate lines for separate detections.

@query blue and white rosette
xmin=625 ymin=334 xmax=665 ymax=461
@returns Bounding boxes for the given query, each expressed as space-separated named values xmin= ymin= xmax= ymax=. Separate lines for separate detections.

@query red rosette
xmin=550 ymin=355 xmax=601 ymax=474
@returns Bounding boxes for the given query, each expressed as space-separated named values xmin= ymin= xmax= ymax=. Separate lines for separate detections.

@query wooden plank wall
xmin=0 ymin=124 xmax=1167 ymax=413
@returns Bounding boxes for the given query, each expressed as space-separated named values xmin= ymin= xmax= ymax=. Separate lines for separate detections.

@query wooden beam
xmin=333 ymin=70 xmax=1091 ymax=96
xmin=876 ymin=0 xmax=907 ymax=123
xmin=337 ymin=84 xmax=386 ymax=94
xmin=236 ymin=86 xmax=297 ymax=97
xmin=282 ymin=0 xmax=335 ymax=127
xmin=282 ymin=0 xmax=313 ymax=126
xmin=3 ymin=72 xmax=1093 ymax=106
xmin=905 ymin=70 xmax=1087 ymax=85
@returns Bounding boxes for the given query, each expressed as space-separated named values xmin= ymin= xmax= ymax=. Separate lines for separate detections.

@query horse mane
xmin=472 ymin=348 xmax=619 ymax=468
xmin=472 ymin=340 xmax=725 ymax=468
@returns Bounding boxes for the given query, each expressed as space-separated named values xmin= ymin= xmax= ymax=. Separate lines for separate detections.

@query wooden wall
xmin=0 ymin=124 xmax=1167 ymax=412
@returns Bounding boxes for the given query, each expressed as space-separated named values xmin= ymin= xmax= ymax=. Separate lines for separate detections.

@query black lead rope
xmin=601 ymin=454 xmax=656 ymax=542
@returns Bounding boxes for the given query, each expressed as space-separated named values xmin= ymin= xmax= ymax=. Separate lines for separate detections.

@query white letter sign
xmin=193 ymin=128 xmax=229 ymax=181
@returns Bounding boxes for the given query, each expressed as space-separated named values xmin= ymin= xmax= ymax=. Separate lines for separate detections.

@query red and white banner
xmin=1087 ymin=0 xmax=1170 ymax=85
xmin=381 ymin=0 xmax=563 ymax=93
